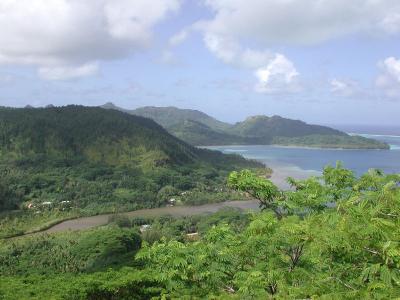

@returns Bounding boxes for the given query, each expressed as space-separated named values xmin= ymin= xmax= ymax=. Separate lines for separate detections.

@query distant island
xmin=102 ymin=103 xmax=389 ymax=150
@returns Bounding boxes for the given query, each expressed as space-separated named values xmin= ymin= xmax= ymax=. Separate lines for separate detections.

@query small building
xmin=185 ymin=232 xmax=199 ymax=241
xmin=140 ymin=224 xmax=152 ymax=233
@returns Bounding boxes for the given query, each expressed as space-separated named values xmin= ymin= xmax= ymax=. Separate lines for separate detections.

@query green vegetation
xmin=111 ymin=164 xmax=400 ymax=298
xmin=229 ymin=115 xmax=343 ymax=137
xmin=0 ymin=105 xmax=396 ymax=299
xmin=0 ymin=105 xmax=263 ymax=238
xmin=0 ymin=209 xmax=250 ymax=299
xmin=128 ymin=104 xmax=231 ymax=132
xmin=168 ymin=119 xmax=251 ymax=146
xmin=104 ymin=103 xmax=389 ymax=149
xmin=272 ymin=134 xmax=390 ymax=149
xmin=1 ymin=164 xmax=399 ymax=299
xmin=0 ymin=227 xmax=142 ymax=275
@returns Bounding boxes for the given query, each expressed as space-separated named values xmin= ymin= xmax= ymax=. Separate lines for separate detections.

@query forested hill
xmin=0 ymin=105 xmax=256 ymax=166
xmin=0 ymin=105 xmax=198 ymax=166
xmin=228 ymin=115 xmax=389 ymax=149
xmin=230 ymin=115 xmax=344 ymax=138
xmin=131 ymin=105 xmax=231 ymax=131
xmin=0 ymin=105 xmax=262 ymax=216
xmin=102 ymin=103 xmax=389 ymax=149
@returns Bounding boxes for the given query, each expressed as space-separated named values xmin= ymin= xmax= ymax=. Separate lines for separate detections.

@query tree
xmin=0 ymin=175 xmax=18 ymax=211
xmin=157 ymin=185 xmax=178 ymax=203
xmin=228 ymin=170 xmax=282 ymax=217
xmin=137 ymin=164 xmax=400 ymax=298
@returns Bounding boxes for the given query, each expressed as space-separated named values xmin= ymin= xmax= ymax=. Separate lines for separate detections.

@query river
xmin=43 ymin=200 xmax=260 ymax=234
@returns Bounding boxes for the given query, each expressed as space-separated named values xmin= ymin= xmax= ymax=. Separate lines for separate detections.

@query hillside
xmin=101 ymin=103 xmax=248 ymax=146
xmin=229 ymin=115 xmax=345 ymax=138
xmin=228 ymin=115 xmax=389 ymax=149
xmin=0 ymin=105 xmax=198 ymax=166
xmin=130 ymin=105 xmax=230 ymax=132
xmin=0 ymin=106 xmax=261 ymax=167
xmin=102 ymin=103 xmax=389 ymax=149
xmin=167 ymin=119 xmax=256 ymax=146
xmin=0 ymin=106 xmax=263 ymax=237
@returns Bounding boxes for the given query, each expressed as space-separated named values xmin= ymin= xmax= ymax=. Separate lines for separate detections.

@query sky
xmin=0 ymin=0 xmax=400 ymax=126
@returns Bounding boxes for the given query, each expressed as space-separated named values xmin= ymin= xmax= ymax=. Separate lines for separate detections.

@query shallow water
xmin=205 ymin=134 xmax=400 ymax=185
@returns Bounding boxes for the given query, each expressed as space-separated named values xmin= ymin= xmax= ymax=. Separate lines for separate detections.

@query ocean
xmin=205 ymin=127 xmax=400 ymax=188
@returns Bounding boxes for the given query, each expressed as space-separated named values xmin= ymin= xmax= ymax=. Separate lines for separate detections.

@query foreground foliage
xmin=139 ymin=164 xmax=400 ymax=298
xmin=0 ymin=210 xmax=248 ymax=299
xmin=1 ymin=165 xmax=399 ymax=299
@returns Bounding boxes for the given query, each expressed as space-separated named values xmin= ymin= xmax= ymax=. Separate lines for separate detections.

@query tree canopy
xmin=138 ymin=164 xmax=400 ymax=298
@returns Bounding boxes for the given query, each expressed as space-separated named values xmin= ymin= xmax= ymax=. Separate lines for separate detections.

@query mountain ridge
xmin=131 ymin=105 xmax=231 ymax=132
xmin=101 ymin=103 xmax=389 ymax=149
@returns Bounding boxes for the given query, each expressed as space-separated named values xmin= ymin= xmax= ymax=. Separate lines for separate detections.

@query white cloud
xmin=380 ymin=13 xmax=400 ymax=34
xmin=161 ymin=28 xmax=192 ymax=65
xmin=204 ymin=34 xmax=241 ymax=65
xmin=203 ymin=33 xmax=299 ymax=93
xmin=240 ymin=49 xmax=274 ymax=69
xmin=0 ymin=0 xmax=181 ymax=80
xmin=255 ymin=54 xmax=300 ymax=94
xmin=330 ymin=79 xmax=347 ymax=92
xmin=38 ymin=62 xmax=99 ymax=80
xmin=330 ymin=78 xmax=359 ymax=97
xmin=203 ymin=33 xmax=273 ymax=69
xmin=376 ymin=57 xmax=400 ymax=97
xmin=169 ymin=29 xmax=189 ymax=47
xmin=199 ymin=21 xmax=301 ymax=93
xmin=197 ymin=1 xmax=400 ymax=95
xmin=202 ymin=0 xmax=400 ymax=45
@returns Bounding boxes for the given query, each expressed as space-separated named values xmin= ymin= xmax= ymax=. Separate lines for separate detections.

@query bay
xmin=205 ymin=133 xmax=400 ymax=189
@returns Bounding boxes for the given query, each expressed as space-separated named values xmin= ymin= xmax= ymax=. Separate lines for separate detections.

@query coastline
xmin=269 ymin=144 xmax=390 ymax=151
xmin=267 ymin=163 xmax=321 ymax=190
xmin=205 ymin=141 xmax=400 ymax=185
xmin=203 ymin=144 xmax=390 ymax=151
xmin=204 ymin=145 xmax=322 ymax=189
xmin=350 ymin=133 xmax=400 ymax=138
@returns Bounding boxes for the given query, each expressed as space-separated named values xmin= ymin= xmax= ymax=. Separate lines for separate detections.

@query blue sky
xmin=1 ymin=0 xmax=400 ymax=126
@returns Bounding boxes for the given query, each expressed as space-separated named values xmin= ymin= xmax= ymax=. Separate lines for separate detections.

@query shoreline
xmin=269 ymin=144 xmax=390 ymax=151
xmin=204 ymin=145 xmax=324 ymax=189
xmin=350 ymin=133 xmax=400 ymax=138
xmin=203 ymin=144 xmax=390 ymax=151
xmin=268 ymin=163 xmax=321 ymax=190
